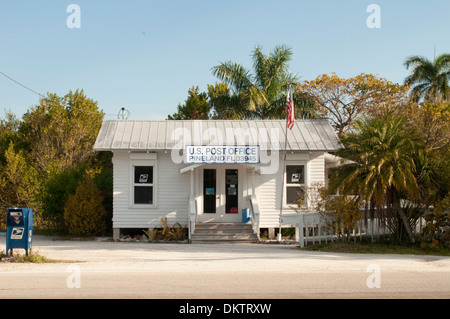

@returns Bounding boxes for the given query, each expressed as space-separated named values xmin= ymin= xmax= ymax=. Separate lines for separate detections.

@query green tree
xmin=300 ymin=73 xmax=409 ymax=135
xmin=41 ymin=163 xmax=88 ymax=218
xmin=330 ymin=113 xmax=424 ymax=243
xmin=404 ymin=53 xmax=450 ymax=102
xmin=167 ymin=86 xmax=210 ymax=120
xmin=0 ymin=142 xmax=41 ymax=206
xmin=15 ymin=89 xmax=109 ymax=231
xmin=0 ymin=111 xmax=20 ymax=165
xmin=41 ymin=153 xmax=113 ymax=228
xmin=19 ymin=89 xmax=104 ymax=174
xmin=403 ymin=102 xmax=450 ymax=211
xmin=212 ymin=44 xmax=299 ymax=119
xmin=421 ymin=195 xmax=449 ymax=247
xmin=207 ymin=82 xmax=246 ymax=119
xmin=64 ymin=175 xmax=107 ymax=236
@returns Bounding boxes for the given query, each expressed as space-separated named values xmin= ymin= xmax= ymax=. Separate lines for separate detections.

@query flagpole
xmin=278 ymin=83 xmax=291 ymax=242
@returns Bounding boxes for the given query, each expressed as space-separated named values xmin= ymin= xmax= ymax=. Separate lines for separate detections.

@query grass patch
xmin=301 ymin=238 xmax=450 ymax=256
xmin=0 ymin=250 xmax=76 ymax=263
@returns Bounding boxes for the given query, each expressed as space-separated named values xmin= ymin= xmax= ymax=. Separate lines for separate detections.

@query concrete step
xmin=194 ymin=224 xmax=253 ymax=232
xmin=191 ymin=223 xmax=258 ymax=243
xmin=192 ymin=233 xmax=257 ymax=240
xmin=194 ymin=222 xmax=252 ymax=228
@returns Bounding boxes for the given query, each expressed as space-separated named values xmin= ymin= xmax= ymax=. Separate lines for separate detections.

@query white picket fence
xmin=280 ymin=213 xmax=333 ymax=247
xmin=280 ymin=212 xmax=427 ymax=248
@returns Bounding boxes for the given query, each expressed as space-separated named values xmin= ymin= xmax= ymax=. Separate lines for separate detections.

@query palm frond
xmin=404 ymin=53 xmax=450 ymax=101
xmin=211 ymin=62 xmax=252 ymax=94
xmin=212 ymin=44 xmax=305 ymax=119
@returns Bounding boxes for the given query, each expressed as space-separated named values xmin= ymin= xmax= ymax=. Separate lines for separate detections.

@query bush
xmin=42 ymin=164 xmax=87 ymax=218
xmin=142 ymin=218 xmax=187 ymax=241
xmin=304 ymin=184 xmax=363 ymax=240
xmin=422 ymin=195 xmax=450 ymax=247
xmin=63 ymin=176 xmax=107 ymax=236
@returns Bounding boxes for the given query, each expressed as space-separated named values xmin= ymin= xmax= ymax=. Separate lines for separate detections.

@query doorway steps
xmin=191 ymin=223 xmax=258 ymax=243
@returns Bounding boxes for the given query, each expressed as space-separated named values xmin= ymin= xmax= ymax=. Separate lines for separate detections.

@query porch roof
xmin=93 ymin=119 xmax=342 ymax=152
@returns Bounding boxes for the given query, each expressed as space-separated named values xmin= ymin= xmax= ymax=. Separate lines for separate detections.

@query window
xmin=133 ymin=166 xmax=154 ymax=204
xmin=285 ymin=165 xmax=306 ymax=206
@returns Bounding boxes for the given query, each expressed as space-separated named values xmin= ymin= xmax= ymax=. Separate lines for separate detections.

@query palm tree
xmin=330 ymin=113 xmax=424 ymax=243
xmin=404 ymin=53 xmax=450 ymax=102
xmin=212 ymin=45 xmax=313 ymax=119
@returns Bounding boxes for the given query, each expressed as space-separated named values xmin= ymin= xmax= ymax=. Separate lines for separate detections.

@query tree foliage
xmin=330 ymin=113 xmax=423 ymax=243
xmin=207 ymin=82 xmax=246 ymax=119
xmin=408 ymin=102 xmax=449 ymax=203
xmin=212 ymin=44 xmax=301 ymax=119
xmin=170 ymin=45 xmax=323 ymax=120
xmin=63 ymin=175 xmax=107 ymax=236
xmin=0 ymin=89 xmax=111 ymax=235
xmin=0 ymin=142 xmax=41 ymax=206
xmin=300 ymin=73 xmax=409 ymax=135
xmin=41 ymin=163 xmax=88 ymax=217
xmin=404 ymin=53 xmax=450 ymax=102
xmin=421 ymin=195 xmax=449 ymax=247
xmin=0 ymin=111 xmax=20 ymax=165
xmin=167 ymin=86 xmax=210 ymax=120
xmin=19 ymin=89 xmax=104 ymax=174
xmin=167 ymin=82 xmax=249 ymax=120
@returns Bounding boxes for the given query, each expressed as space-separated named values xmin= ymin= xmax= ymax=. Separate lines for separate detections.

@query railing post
xmin=312 ymin=220 xmax=315 ymax=245
xmin=299 ymin=213 xmax=304 ymax=248
xmin=249 ymin=194 xmax=260 ymax=239
xmin=305 ymin=220 xmax=309 ymax=246
xmin=318 ymin=220 xmax=321 ymax=245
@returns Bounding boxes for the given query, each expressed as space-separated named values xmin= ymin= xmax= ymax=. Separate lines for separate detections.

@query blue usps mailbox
xmin=6 ymin=208 xmax=33 ymax=257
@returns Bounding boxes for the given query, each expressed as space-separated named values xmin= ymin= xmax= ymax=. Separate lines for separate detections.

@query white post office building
xmin=93 ymin=119 xmax=341 ymax=242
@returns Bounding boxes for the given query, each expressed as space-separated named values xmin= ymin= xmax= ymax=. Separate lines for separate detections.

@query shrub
xmin=143 ymin=218 xmax=187 ymax=241
xmin=63 ymin=176 xmax=107 ymax=236
xmin=298 ymin=184 xmax=363 ymax=240
xmin=42 ymin=164 xmax=87 ymax=218
xmin=422 ymin=195 xmax=450 ymax=247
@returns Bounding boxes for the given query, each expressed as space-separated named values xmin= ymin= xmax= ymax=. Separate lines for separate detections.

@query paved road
xmin=1 ymin=235 xmax=449 ymax=299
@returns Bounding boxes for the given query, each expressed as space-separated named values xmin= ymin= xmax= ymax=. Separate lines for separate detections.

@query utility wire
xmin=0 ymin=71 xmax=46 ymax=98
xmin=0 ymin=70 xmax=125 ymax=117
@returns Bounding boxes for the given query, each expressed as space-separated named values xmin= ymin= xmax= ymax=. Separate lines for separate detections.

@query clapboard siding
xmin=308 ymin=153 xmax=325 ymax=185
xmin=111 ymin=152 xmax=129 ymax=226
xmin=257 ymin=173 xmax=280 ymax=228
xmin=256 ymin=152 xmax=325 ymax=228
xmin=112 ymin=151 xmax=189 ymax=229
xmin=112 ymin=151 xmax=328 ymax=230
xmin=156 ymin=153 xmax=190 ymax=227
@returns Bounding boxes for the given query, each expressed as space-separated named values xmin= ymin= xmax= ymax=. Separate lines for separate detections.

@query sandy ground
xmin=0 ymin=235 xmax=449 ymax=299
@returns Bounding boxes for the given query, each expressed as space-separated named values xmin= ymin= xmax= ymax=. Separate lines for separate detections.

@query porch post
xmin=278 ymin=122 xmax=288 ymax=241
xmin=251 ymin=168 xmax=255 ymax=195
xmin=299 ymin=214 xmax=305 ymax=248
xmin=189 ymin=168 xmax=195 ymax=240
xmin=190 ymin=169 xmax=194 ymax=196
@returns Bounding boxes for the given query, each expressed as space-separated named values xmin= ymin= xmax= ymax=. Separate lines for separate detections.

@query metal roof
xmin=93 ymin=119 xmax=342 ymax=152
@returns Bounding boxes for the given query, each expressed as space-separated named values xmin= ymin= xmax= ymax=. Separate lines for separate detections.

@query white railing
xmin=281 ymin=211 xmax=429 ymax=247
xmin=281 ymin=212 xmax=336 ymax=248
xmin=248 ymin=194 xmax=260 ymax=239
xmin=188 ymin=194 xmax=198 ymax=241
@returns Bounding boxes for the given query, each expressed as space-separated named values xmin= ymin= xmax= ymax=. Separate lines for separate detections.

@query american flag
xmin=286 ymin=85 xmax=294 ymax=130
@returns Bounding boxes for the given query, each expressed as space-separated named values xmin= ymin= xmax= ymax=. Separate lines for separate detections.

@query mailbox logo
xmin=11 ymin=227 xmax=24 ymax=239
xmin=9 ymin=211 xmax=23 ymax=225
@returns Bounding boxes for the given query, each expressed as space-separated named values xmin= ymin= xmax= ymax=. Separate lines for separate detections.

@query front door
xmin=199 ymin=166 xmax=241 ymax=222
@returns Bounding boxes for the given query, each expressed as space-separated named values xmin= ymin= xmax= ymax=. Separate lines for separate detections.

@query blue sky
xmin=0 ymin=0 xmax=449 ymax=120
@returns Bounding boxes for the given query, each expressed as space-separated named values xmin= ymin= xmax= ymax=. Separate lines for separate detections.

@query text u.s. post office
xmin=93 ymin=120 xmax=342 ymax=241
